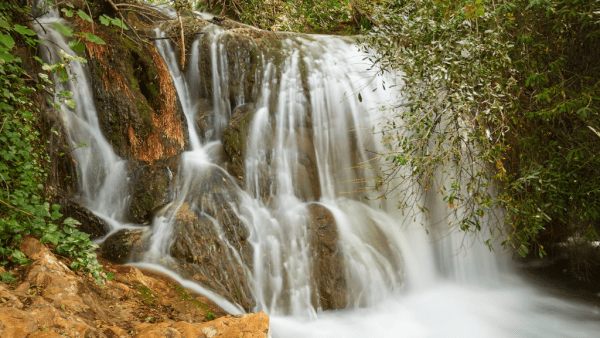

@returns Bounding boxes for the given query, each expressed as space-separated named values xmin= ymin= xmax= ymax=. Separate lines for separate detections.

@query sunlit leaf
xmin=51 ymin=22 xmax=73 ymax=37
xmin=85 ymin=33 xmax=105 ymax=45
xmin=77 ymin=9 xmax=92 ymax=23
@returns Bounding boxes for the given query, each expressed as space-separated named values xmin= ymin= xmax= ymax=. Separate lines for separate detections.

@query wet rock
xmin=128 ymin=163 xmax=174 ymax=224
xmin=223 ymin=34 xmax=261 ymax=104
xmin=166 ymin=166 xmax=252 ymax=310
xmin=170 ymin=201 xmax=254 ymax=311
xmin=83 ymin=19 xmax=189 ymax=165
xmin=195 ymin=98 xmax=213 ymax=140
xmin=307 ymin=204 xmax=347 ymax=310
xmin=99 ymin=229 xmax=150 ymax=264
xmin=294 ymin=128 xmax=321 ymax=201
xmin=61 ymin=201 xmax=110 ymax=239
xmin=222 ymin=103 xmax=256 ymax=186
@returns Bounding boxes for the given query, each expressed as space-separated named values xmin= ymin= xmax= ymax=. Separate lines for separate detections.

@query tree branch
xmin=0 ymin=199 xmax=38 ymax=219
xmin=348 ymin=0 xmax=377 ymax=26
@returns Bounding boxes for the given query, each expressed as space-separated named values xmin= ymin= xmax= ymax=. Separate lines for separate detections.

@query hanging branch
xmin=177 ymin=10 xmax=185 ymax=69
xmin=173 ymin=0 xmax=192 ymax=70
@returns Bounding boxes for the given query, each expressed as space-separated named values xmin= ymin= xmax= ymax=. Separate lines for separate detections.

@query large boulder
xmin=128 ymin=163 xmax=174 ymax=224
xmin=81 ymin=17 xmax=189 ymax=165
xmin=61 ymin=201 xmax=110 ymax=240
xmin=307 ymin=204 xmax=347 ymax=310
xmin=170 ymin=199 xmax=254 ymax=310
xmin=99 ymin=229 xmax=150 ymax=264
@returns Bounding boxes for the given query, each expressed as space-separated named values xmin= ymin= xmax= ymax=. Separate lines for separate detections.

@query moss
xmin=111 ymin=131 xmax=121 ymax=149
xmin=135 ymin=99 xmax=154 ymax=136
xmin=136 ymin=284 xmax=158 ymax=306
xmin=170 ymin=283 xmax=215 ymax=321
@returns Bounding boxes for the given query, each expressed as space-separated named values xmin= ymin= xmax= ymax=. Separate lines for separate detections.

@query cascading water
xmin=34 ymin=3 xmax=600 ymax=336
xmin=152 ymin=25 xmax=600 ymax=336
xmin=33 ymin=3 xmax=133 ymax=231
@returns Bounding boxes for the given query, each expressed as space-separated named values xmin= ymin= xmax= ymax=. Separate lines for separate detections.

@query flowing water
xmin=34 ymin=4 xmax=600 ymax=337
xmin=34 ymin=4 xmax=136 ymax=232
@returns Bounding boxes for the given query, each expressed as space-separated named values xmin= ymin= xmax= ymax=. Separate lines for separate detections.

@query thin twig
xmin=85 ymin=0 xmax=94 ymax=34
xmin=0 ymin=199 xmax=38 ymax=219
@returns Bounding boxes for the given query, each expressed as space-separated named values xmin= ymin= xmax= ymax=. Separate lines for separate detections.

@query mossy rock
xmin=128 ymin=163 xmax=174 ymax=224
xmin=221 ymin=103 xmax=256 ymax=185
xmin=61 ymin=201 xmax=110 ymax=240
xmin=169 ymin=202 xmax=254 ymax=311
xmin=99 ymin=229 xmax=150 ymax=264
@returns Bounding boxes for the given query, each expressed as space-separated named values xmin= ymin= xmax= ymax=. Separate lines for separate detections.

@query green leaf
xmin=64 ymin=99 xmax=76 ymax=109
xmin=10 ymin=250 xmax=27 ymax=264
xmin=0 ymin=52 xmax=15 ymax=63
xmin=77 ymin=9 xmax=93 ymax=23
xmin=0 ymin=271 xmax=17 ymax=284
xmin=63 ymin=217 xmax=81 ymax=226
xmin=99 ymin=15 xmax=111 ymax=26
xmin=13 ymin=25 xmax=36 ymax=36
xmin=111 ymin=18 xmax=128 ymax=30
xmin=51 ymin=22 xmax=73 ymax=37
xmin=68 ymin=39 xmax=85 ymax=53
xmin=106 ymin=272 xmax=114 ymax=280
xmin=0 ymin=19 xmax=10 ymax=29
xmin=0 ymin=33 xmax=15 ymax=49
xmin=84 ymin=33 xmax=105 ymax=45
xmin=61 ymin=8 xmax=74 ymax=18
xmin=358 ymin=93 xmax=362 ymax=102
xmin=41 ymin=232 xmax=61 ymax=245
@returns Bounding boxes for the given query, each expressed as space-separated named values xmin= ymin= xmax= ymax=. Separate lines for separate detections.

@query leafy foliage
xmin=189 ymin=0 xmax=378 ymax=33
xmin=362 ymin=0 xmax=600 ymax=260
xmin=0 ymin=1 xmax=108 ymax=284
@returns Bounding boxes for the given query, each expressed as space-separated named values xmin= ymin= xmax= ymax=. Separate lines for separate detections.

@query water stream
xmin=34 ymin=4 xmax=135 ymax=232
xmin=34 ymin=4 xmax=600 ymax=336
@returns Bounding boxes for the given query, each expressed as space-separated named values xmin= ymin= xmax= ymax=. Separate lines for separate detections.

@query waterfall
xmin=33 ymin=3 xmax=600 ymax=336
xmin=33 ymin=3 xmax=133 ymax=231
xmin=147 ymin=24 xmax=600 ymax=337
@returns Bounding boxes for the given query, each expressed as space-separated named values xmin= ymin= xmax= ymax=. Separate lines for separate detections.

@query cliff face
xmin=38 ymin=0 xmax=354 ymax=315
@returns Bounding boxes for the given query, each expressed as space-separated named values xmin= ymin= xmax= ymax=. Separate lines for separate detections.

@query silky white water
xmin=34 ymin=3 xmax=600 ymax=336
xmin=33 ymin=3 xmax=137 ymax=235
xmin=150 ymin=27 xmax=600 ymax=336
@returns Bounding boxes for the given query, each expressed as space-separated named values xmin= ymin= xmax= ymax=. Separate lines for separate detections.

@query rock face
xmin=61 ymin=201 xmax=110 ymax=240
xmin=169 ymin=167 xmax=254 ymax=311
xmin=99 ymin=229 xmax=150 ymax=264
xmin=0 ymin=237 xmax=270 ymax=337
xmin=222 ymin=103 xmax=256 ymax=186
xmin=42 ymin=108 xmax=79 ymax=197
xmin=307 ymin=204 xmax=347 ymax=310
xmin=81 ymin=16 xmax=189 ymax=166
xmin=39 ymin=1 xmax=353 ymax=318
xmin=128 ymin=163 xmax=174 ymax=224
